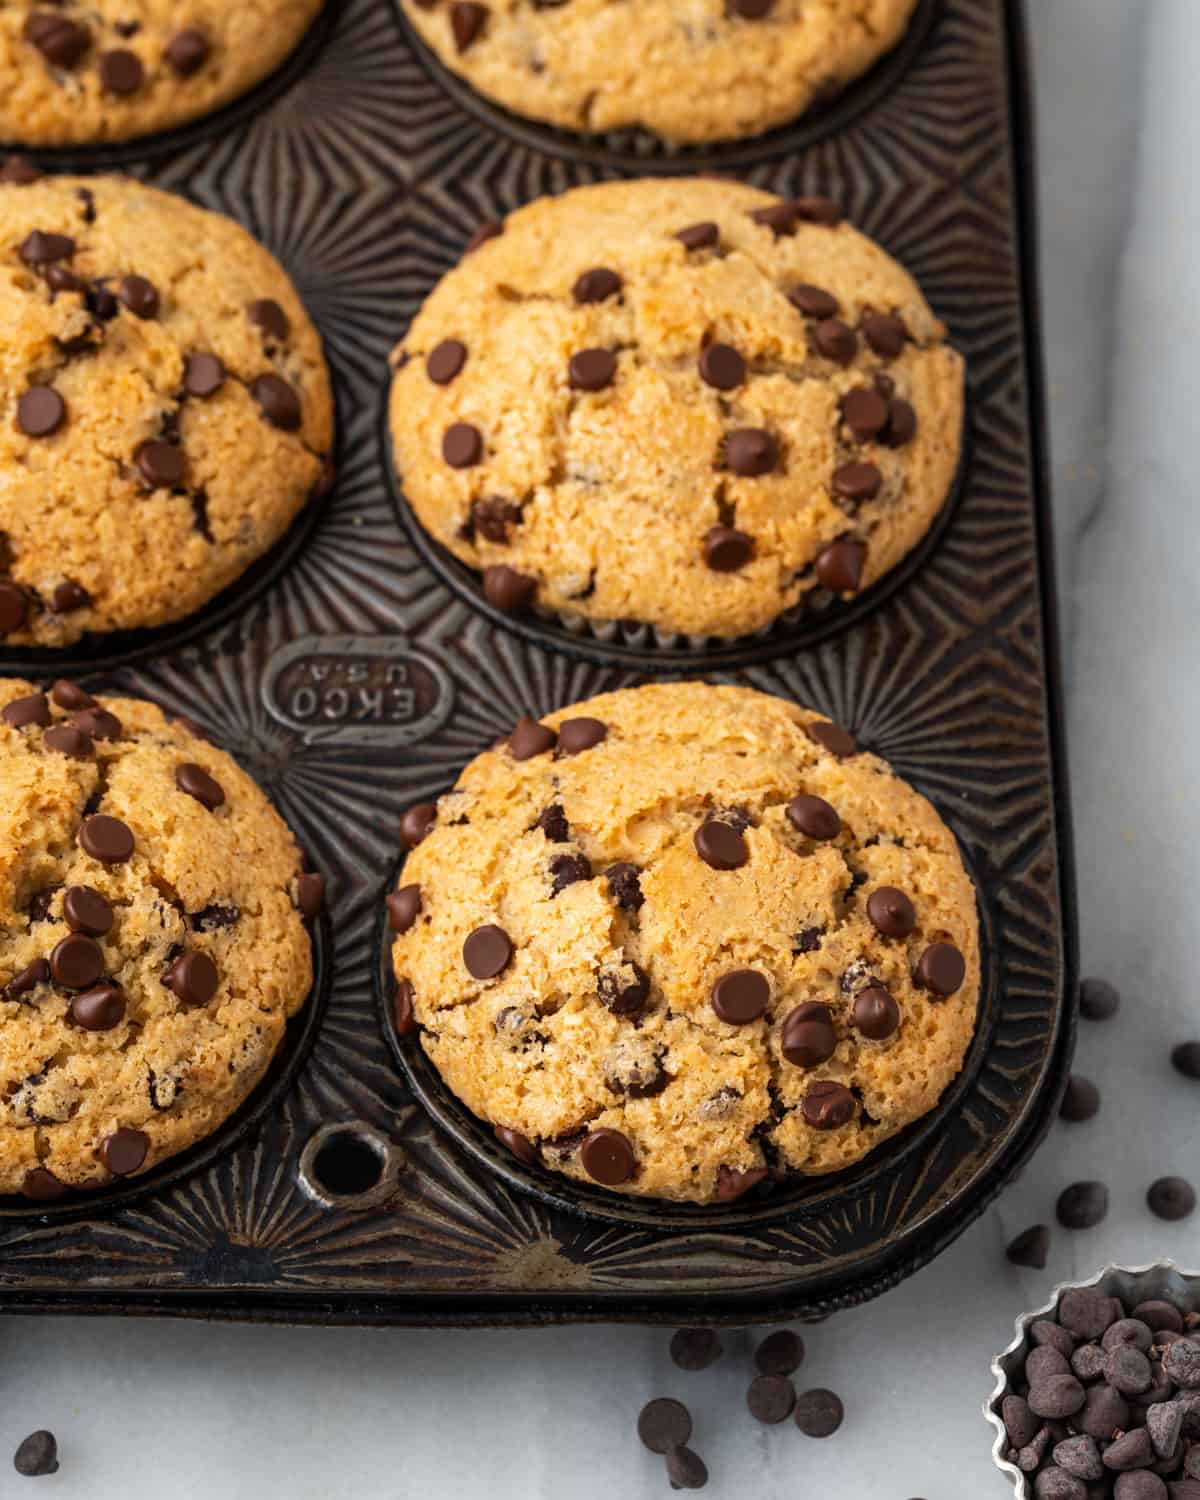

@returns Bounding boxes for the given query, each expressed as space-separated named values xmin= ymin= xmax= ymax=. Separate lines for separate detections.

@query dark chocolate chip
xmin=728 ymin=0 xmax=775 ymax=16
xmin=664 ymin=1446 xmax=708 ymax=1491
xmin=851 ymin=984 xmax=900 ymax=1040
xmin=117 ymin=273 xmax=158 ymax=319
xmin=78 ymin=814 xmax=134 ymax=865
xmin=16 ymin=384 xmax=65 ymax=437
xmin=694 ymin=818 xmax=747 ymax=870
xmin=509 ymin=715 xmax=556 ymax=760
xmin=792 ymin=196 xmax=843 ymax=225
xmin=443 ymin=422 xmax=483 ymax=468
xmin=915 ymin=941 xmax=966 ymax=996
xmin=814 ymin=539 xmax=865 ymax=592
xmin=297 ymin=873 xmax=325 ymax=920
xmin=183 ymin=352 xmax=225 ymax=397
xmin=13 ymin=1431 xmax=59 ymax=1477
xmin=671 ymin=1328 xmax=723 ymax=1372
xmin=862 ymin=311 xmax=908 ymax=358
xmin=556 ymin=717 xmax=606 ymax=755
xmin=788 ymin=283 xmax=839 ymax=318
xmin=1057 ymin=1181 xmax=1109 ymax=1230
xmin=51 ymin=579 xmax=89 ymax=612
xmin=51 ymin=680 xmax=93 ymax=712
xmin=802 ymin=1080 xmax=856 ymax=1130
xmin=747 ymin=1375 xmax=796 ymax=1424
xmin=2 ymin=693 xmax=50 ymax=729
xmin=605 ymin=862 xmax=643 ymax=912
xmin=534 ymin=803 xmax=568 ymax=842
xmin=749 ymin=202 xmax=798 ymax=237
xmin=247 ymin=297 xmax=289 ymax=342
xmin=755 ymin=1330 xmax=804 ymax=1376
xmin=394 ymin=978 xmax=417 ymax=1036
xmin=884 ymin=398 xmax=917 ymax=446
xmin=724 ymin=427 xmax=778 ymax=476
xmin=1171 ymin=1042 xmax=1200 ymax=1080
xmin=841 ymin=386 xmax=890 ymax=441
xmin=19 ymin=229 xmax=75 ymax=266
xmin=175 ymin=762 xmax=224 ymax=810
xmin=164 ymin=27 xmax=210 ymax=74
xmin=711 ymin=970 xmax=769 ymax=1025
xmin=426 ymin=338 xmax=467 ymax=384
xmin=21 ymin=1168 xmax=67 ymax=1203
xmin=581 ymin=1127 xmax=635 ymax=1184
xmin=572 ymin=267 xmax=621 ymax=304
xmin=568 ymin=347 xmax=617 ymax=391
xmin=0 ymin=156 xmax=42 ymax=185
xmin=0 ymin=580 xmax=29 ymax=634
xmin=813 ymin=317 xmax=857 ymax=364
xmin=787 ymin=793 xmax=839 ymax=840
xmin=99 ymin=48 xmax=144 ymax=93
xmin=73 ymin=711 xmax=120 ymax=745
xmin=832 ymin=460 xmax=882 ymax=503
xmin=794 ymin=1387 xmax=844 ymax=1437
xmin=6 ymin=958 xmax=50 ymax=999
xmin=44 ymin=724 xmax=92 ymax=759
xmin=70 ymin=983 xmax=126 ymax=1030
xmin=493 ymin=1125 xmax=537 ymax=1165
xmin=1060 ymin=1075 xmax=1100 ymax=1123
xmin=715 ymin=1165 xmax=768 ymax=1201
xmin=387 ymin=884 xmax=422 ymax=934
xmin=1079 ymin=977 xmax=1119 ymax=1021
xmin=463 ymin=924 xmax=513 ymax=980
xmin=163 ymin=951 xmax=219 ymax=1007
xmin=49 ymin=932 xmax=104 ymax=989
xmin=250 ymin=373 xmax=301 ymax=430
xmin=482 ymin=564 xmax=537 ymax=614
xmin=597 ymin=961 xmax=650 ymax=1017
xmin=191 ymin=904 xmax=239 ymax=932
xmin=1059 ymin=1289 xmax=1117 ymax=1340
xmin=638 ymin=1398 xmax=692 ymax=1454
xmin=99 ymin=1125 xmax=147 ymax=1174
xmin=703 ymin=524 xmax=754 ymax=572
xmin=1029 ymin=1375 xmax=1087 ymax=1420
xmin=135 ymin=439 xmax=185 ymax=488
xmin=450 ymin=2 xmax=488 ymax=52
xmin=699 ymin=342 xmax=745 ymax=391
xmin=63 ymin=885 xmax=112 ymax=936
xmin=805 ymin=720 xmax=857 ymax=757
xmin=781 ymin=1002 xmax=836 ymax=1068
xmin=549 ymin=851 xmax=591 ymax=895
xmin=676 ymin=222 xmax=718 ymax=251
xmin=1147 ymin=1176 xmax=1196 ymax=1222
xmin=399 ymin=801 xmax=437 ymax=848
xmin=865 ymin=885 xmax=915 ymax=939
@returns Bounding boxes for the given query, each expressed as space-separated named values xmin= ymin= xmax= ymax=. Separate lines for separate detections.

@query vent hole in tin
xmin=312 ymin=1132 xmax=384 ymax=1196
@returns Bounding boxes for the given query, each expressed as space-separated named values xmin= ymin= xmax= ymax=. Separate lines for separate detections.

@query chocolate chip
xmin=17 ymin=384 xmax=66 ymax=437
xmin=788 ymin=283 xmax=839 ymax=318
xmin=296 ymin=872 xmax=324 ymax=920
xmin=1029 ymin=1374 xmax=1087 ymax=1420
xmin=671 ymin=1329 xmax=723 ymax=1371
xmin=549 ymin=852 xmax=591 ymax=895
xmin=486 ymin=1125 xmax=535 ymax=1167
xmin=802 ymin=1080 xmax=856 ymax=1130
xmin=568 ymin=347 xmax=617 ymax=391
xmin=1027 ymin=1345 xmax=1071 ymax=1383
xmin=116 ymin=279 xmax=159 ymax=327
xmin=0 ymin=581 xmax=28 ymax=634
xmin=755 ymin=1330 xmax=804 ymax=1376
xmin=581 ymin=1127 xmax=635 ymax=1185
xmin=1132 ymin=1300 xmax=1183 ymax=1334
xmin=44 ymin=724 xmax=92 ymax=759
xmin=79 ymin=814 xmax=134 ymax=865
xmin=729 ymin=0 xmax=775 ymax=15
xmin=99 ymin=47 xmax=144 ymax=93
xmin=1057 ymin=1181 xmax=1109 ymax=1230
xmin=99 ymin=1125 xmax=147 ymax=1174
xmin=164 ymin=27 xmax=210 ymax=74
xmin=572 ymin=267 xmax=621 ymax=304
xmin=1148 ymin=1176 xmax=1196 ymax=1222
xmin=73 ymin=708 xmax=119 ymax=741
xmin=387 ymin=884 xmax=422 ymax=934
xmin=191 ymin=904 xmax=238 ymax=934
xmin=21 ymin=1168 xmax=66 ymax=1203
xmin=163 ymin=951 xmax=219 ymax=1008
xmin=832 ymin=460 xmax=882 ymax=503
xmin=509 ymin=715 xmax=556 ymax=760
xmin=676 ymin=222 xmax=718 ymax=251
xmin=792 ymin=196 xmax=843 ymax=226
xmin=71 ymin=983 xmax=126 ymax=1030
xmin=172 ymin=761 xmax=225 ymax=812
xmin=841 ymin=386 xmax=890 ymax=442
xmin=51 ymin=680 xmax=93 ymax=708
xmin=44 ymin=262 xmax=85 ymax=296
xmin=884 ymin=398 xmax=917 ymax=446
xmin=136 ymin=438 xmax=187 ymax=490
xmin=711 ymin=970 xmax=769 ymax=1025
xmin=747 ymin=1375 xmax=796 ymax=1424
xmin=781 ymin=1002 xmax=836 ymax=1068
xmin=183 ymin=352 xmax=225 ymax=397
xmin=814 ymin=539 xmax=865 ymax=592
xmin=724 ymin=427 xmax=777 ymax=476
xmin=793 ymin=926 xmax=823 ymax=955
xmin=465 ymin=218 xmax=504 ymax=253
xmin=2 ymin=693 xmax=50 ymax=729
xmin=606 ymin=862 xmax=643 ymax=912
xmin=399 ymin=801 xmax=437 ymax=848
xmin=786 ymin=793 xmax=839 ymax=841
xmin=87 ymin=281 xmax=119 ymax=321
xmin=251 ymin=373 xmax=301 ymax=430
xmin=865 ymin=885 xmax=915 ymax=939
xmin=715 ymin=1165 xmax=768 ymax=1200
xmin=915 ymin=941 xmax=966 ymax=996
xmin=13 ymin=1431 xmax=59 ymax=1477
xmin=19 ymin=229 xmax=75 ymax=266
xmin=813 ymin=318 xmax=858 ymax=364
xmin=394 ymin=978 xmax=417 ymax=1036
xmin=664 ymin=1446 xmax=708 ymax=1490
xmin=693 ymin=818 xmax=747 ymax=871
xmin=703 ymin=524 xmax=754 ymax=571
xmin=0 ymin=156 xmax=41 ymax=185
xmin=1079 ymin=977 xmax=1120 ymax=1021
xmin=1059 ymin=1289 xmax=1117 ymax=1340
xmin=247 ymin=297 xmax=289 ymax=342
xmin=463 ymin=924 xmax=513 ymax=980
xmin=805 ymin=720 xmax=858 ymax=757
xmin=469 ymin=495 xmax=521 ymax=543
xmin=63 ymin=885 xmax=112 ymax=936
xmin=638 ymin=1398 xmax=692 ymax=1454
xmin=597 ymin=961 xmax=649 ymax=1017
xmin=699 ymin=342 xmax=745 ymax=390
xmin=794 ymin=1387 xmax=844 ymax=1437
xmin=50 ymin=932 xmax=104 ymax=989
xmin=749 ymin=202 xmax=798 ymax=237
xmin=851 ymin=984 xmax=900 ymax=1040
xmin=426 ymin=338 xmax=467 ymax=385
xmin=6 ymin=958 xmax=50 ymax=999
xmin=556 ymin=717 xmax=606 ymax=756
xmin=25 ymin=9 xmax=89 ymax=65
xmin=1060 ymin=1075 xmax=1100 ymax=1122
xmin=450 ymin=2 xmax=487 ymax=51
xmin=534 ymin=803 xmax=568 ymax=842
xmin=1169 ymin=1041 xmax=1200 ymax=1082
xmin=52 ymin=579 xmax=89 ymax=612
xmin=443 ymin=421 xmax=483 ymax=468
xmin=862 ymin=311 xmax=908 ymax=358
xmin=482 ymin=564 xmax=536 ymax=614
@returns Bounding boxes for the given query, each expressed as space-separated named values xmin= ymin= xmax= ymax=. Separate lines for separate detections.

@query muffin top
xmin=390 ymin=682 xmax=979 ymax=1204
xmin=0 ymin=677 xmax=319 ymax=1199
xmin=0 ymin=0 xmax=323 ymax=146
xmin=400 ymin=0 xmax=920 ymax=145
xmin=389 ymin=177 xmax=963 ymax=642
xmin=0 ymin=173 xmax=333 ymax=647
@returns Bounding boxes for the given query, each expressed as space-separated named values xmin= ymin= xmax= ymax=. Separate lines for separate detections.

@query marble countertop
xmin=6 ymin=1 xmax=1188 ymax=1495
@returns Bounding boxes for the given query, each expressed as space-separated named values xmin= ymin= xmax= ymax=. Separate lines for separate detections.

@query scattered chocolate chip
xmin=568 ymin=347 xmax=617 ymax=392
xmin=21 ymin=1168 xmax=67 ymax=1202
xmin=749 ymin=202 xmax=798 ymax=237
xmin=805 ymin=720 xmax=857 ymax=757
xmin=62 ymin=886 xmax=112 ymax=936
xmin=534 ymin=803 xmax=568 ymax=842
xmin=183 ymin=351 xmax=225 ymax=397
xmin=747 ymin=1374 xmax=796 ymax=1424
xmin=99 ymin=47 xmax=144 ymax=93
xmin=694 ymin=817 xmax=747 ymax=870
xmin=387 ymin=884 xmax=422 ymax=934
xmin=814 ymin=539 xmax=866 ymax=592
xmin=482 ymin=563 xmax=537 ymax=614
xmin=1060 ymin=1075 xmax=1100 ymax=1123
xmin=581 ymin=1127 xmax=635 ymax=1184
xmin=509 ymin=715 xmax=556 ymax=760
xmin=44 ymin=262 xmax=85 ymax=296
xmin=52 ymin=681 xmax=93 ymax=713
xmin=556 ymin=717 xmax=606 ymax=755
xmin=711 ymin=970 xmax=769 ymax=1025
xmin=16 ymin=384 xmax=66 ymax=438
xmin=71 ymin=983 xmax=126 ymax=1030
xmin=851 ymin=984 xmax=900 ymax=1040
xmin=251 ymin=373 xmax=302 ymax=430
xmin=73 ymin=708 xmax=120 ymax=742
xmin=164 ymin=951 xmax=219 ymax=1007
xmin=792 ymin=196 xmax=843 ymax=225
xmin=724 ymin=427 xmax=778 ymax=477
xmin=755 ymin=1330 xmax=804 ymax=1376
xmin=605 ymin=862 xmax=643 ymax=912
xmin=463 ymin=924 xmax=512 ymax=980
xmin=862 ymin=311 xmax=908 ymax=358
xmin=788 ymin=283 xmax=839 ymax=318
xmin=2 ymin=693 xmax=50 ymax=729
xmin=841 ymin=386 xmax=890 ymax=442
xmin=703 ymin=524 xmax=754 ymax=572
xmin=864 ymin=885 xmax=915 ymax=939
xmin=1078 ymin=977 xmax=1119 ymax=1021
xmin=44 ymin=724 xmax=92 ymax=759
xmin=884 ymin=398 xmax=917 ymax=446
xmin=1171 ymin=1041 xmax=1200 ymax=1079
xmin=99 ymin=1125 xmax=147 ymax=1174
xmin=492 ymin=1124 xmax=537 ymax=1165
xmin=781 ymin=1002 xmax=836 ymax=1068
xmin=671 ymin=1328 xmax=723 ymax=1371
xmin=426 ymin=338 xmax=467 ymax=385
xmin=469 ymin=495 xmax=521 ymax=543
xmin=915 ymin=941 xmax=966 ymax=996
xmin=450 ymin=2 xmax=488 ymax=51
xmin=665 ymin=1446 xmax=708 ymax=1490
xmin=716 ymin=1165 xmax=768 ymax=1201
xmin=1029 ymin=1374 xmax=1087 ymax=1420
xmin=572 ymin=267 xmax=621 ymax=304
xmin=442 ymin=422 xmax=483 ymax=468
xmin=6 ymin=958 xmax=50 ymax=999
xmin=13 ymin=1430 xmax=59 ymax=1477
xmin=0 ymin=156 xmax=41 ymax=185
xmin=597 ymin=961 xmax=650 ymax=1017
xmin=0 ymin=581 xmax=28 ymax=634
xmin=802 ymin=1080 xmax=856 ymax=1130
xmin=296 ymin=873 xmax=324 ymax=920
xmin=25 ymin=9 xmax=89 ymax=65
xmin=638 ymin=1398 xmax=692 ymax=1454
xmin=164 ymin=27 xmax=210 ymax=74
xmin=676 ymin=221 xmax=718 ymax=251
xmin=394 ymin=978 xmax=417 ymax=1036
xmin=729 ymin=0 xmax=775 ymax=15
xmin=1057 ymin=1181 xmax=1109 ymax=1230
xmin=813 ymin=317 xmax=857 ymax=365
xmin=832 ymin=460 xmax=882 ymax=503
xmin=175 ymin=762 xmax=224 ymax=810
xmin=794 ymin=926 xmax=823 ymax=955
xmin=1058 ymin=1289 xmax=1116 ymax=1340
xmin=50 ymin=932 xmax=104 ymax=989
xmin=79 ymin=814 xmax=134 ymax=865
xmin=247 ymin=297 xmax=289 ymax=342
xmin=549 ymin=851 xmax=591 ymax=895
xmin=1148 ymin=1176 xmax=1196 ymax=1222
xmin=135 ymin=439 xmax=185 ymax=489
xmin=794 ymin=1387 xmax=844 ymax=1437
xmin=786 ymin=793 xmax=839 ymax=841
xmin=699 ymin=342 xmax=746 ymax=391
xmin=399 ymin=801 xmax=437 ymax=848
xmin=118 ymin=273 xmax=158 ymax=318
xmin=51 ymin=579 xmax=89 ymax=612
xmin=191 ymin=903 xmax=239 ymax=932
xmin=19 ymin=229 xmax=75 ymax=266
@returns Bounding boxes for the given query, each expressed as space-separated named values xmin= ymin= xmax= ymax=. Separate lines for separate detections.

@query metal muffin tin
xmin=0 ymin=0 xmax=1076 ymax=1325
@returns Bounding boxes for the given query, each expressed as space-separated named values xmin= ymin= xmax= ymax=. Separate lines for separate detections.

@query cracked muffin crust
xmin=388 ymin=682 xmax=980 ymax=1204
xmin=400 ymin=0 xmax=920 ymax=145
xmin=0 ymin=677 xmax=322 ymax=1198
xmin=0 ymin=171 xmax=333 ymax=648
xmin=0 ymin=0 xmax=323 ymax=146
xmin=388 ymin=178 xmax=963 ymax=642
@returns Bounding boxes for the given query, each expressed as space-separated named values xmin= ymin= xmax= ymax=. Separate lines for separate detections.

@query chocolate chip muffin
xmin=400 ymin=0 xmax=920 ymax=145
xmin=388 ymin=178 xmax=963 ymax=642
xmin=388 ymin=682 xmax=980 ymax=1205
xmin=0 ymin=0 xmax=323 ymax=145
xmin=0 ymin=677 xmax=322 ymax=1199
xmin=0 ymin=171 xmax=333 ymax=648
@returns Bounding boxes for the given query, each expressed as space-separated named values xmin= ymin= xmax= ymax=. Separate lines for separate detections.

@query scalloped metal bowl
xmin=986 ymin=1260 xmax=1200 ymax=1497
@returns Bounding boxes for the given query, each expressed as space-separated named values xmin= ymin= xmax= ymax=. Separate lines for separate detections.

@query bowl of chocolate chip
xmin=988 ymin=1263 xmax=1200 ymax=1499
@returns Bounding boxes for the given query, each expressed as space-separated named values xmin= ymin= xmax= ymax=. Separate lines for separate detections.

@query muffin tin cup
xmin=0 ymin=0 xmax=1078 ymax=1327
